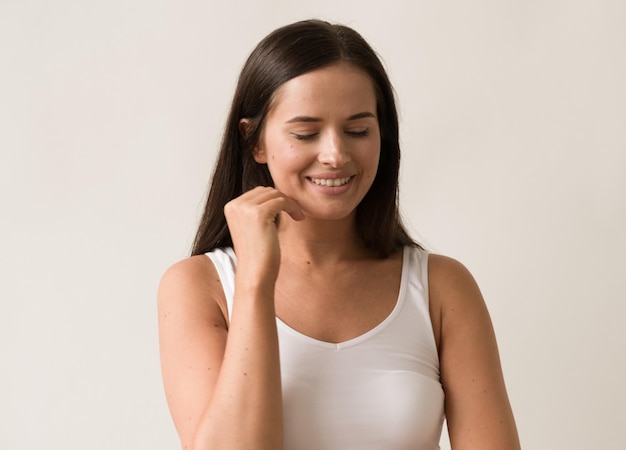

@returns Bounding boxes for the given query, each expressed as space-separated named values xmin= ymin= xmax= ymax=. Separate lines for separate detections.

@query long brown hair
xmin=191 ymin=19 xmax=417 ymax=257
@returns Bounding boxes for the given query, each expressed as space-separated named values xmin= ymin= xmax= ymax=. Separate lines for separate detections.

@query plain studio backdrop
xmin=1 ymin=1 xmax=624 ymax=449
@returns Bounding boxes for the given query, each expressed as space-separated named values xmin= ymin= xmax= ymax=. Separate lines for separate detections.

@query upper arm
xmin=157 ymin=255 xmax=229 ymax=447
xmin=429 ymin=254 xmax=520 ymax=450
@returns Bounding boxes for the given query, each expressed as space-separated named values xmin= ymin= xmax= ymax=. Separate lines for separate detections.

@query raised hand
xmin=224 ymin=186 xmax=304 ymax=288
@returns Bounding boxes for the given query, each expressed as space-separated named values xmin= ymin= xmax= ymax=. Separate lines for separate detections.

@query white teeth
xmin=311 ymin=177 xmax=351 ymax=187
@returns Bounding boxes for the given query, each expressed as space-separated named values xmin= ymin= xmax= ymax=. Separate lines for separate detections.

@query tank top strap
xmin=205 ymin=247 xmax=237 ymax=322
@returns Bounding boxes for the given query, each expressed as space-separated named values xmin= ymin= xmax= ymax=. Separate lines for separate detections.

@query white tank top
xmin=207 ymin=245 xmax=444 ymax=449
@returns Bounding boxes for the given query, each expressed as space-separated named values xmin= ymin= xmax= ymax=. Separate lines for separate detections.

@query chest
xmin=274 ymin=256 xmax=402 ymax=344
xmin=277 ymin=287 xmax=445 ymax=450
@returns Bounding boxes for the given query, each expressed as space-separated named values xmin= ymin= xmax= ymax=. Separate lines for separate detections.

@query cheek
xmin=363 ymin=144 xmax=381 ymax=172
xmin=266 ymin=149 xmax=304 ymax=183
xmin=270 ymin=145 xmax=303 ymax=168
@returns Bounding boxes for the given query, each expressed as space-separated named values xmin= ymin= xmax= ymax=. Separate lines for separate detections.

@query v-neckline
xmin=274 ymin=246 xmax=408 ymax=350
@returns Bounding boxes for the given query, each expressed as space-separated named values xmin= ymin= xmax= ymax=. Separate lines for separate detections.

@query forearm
xmin=192 ymin=284 xmax=283 ymax=450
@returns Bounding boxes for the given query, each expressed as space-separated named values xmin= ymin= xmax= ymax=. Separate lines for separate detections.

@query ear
xmin=238 ymin=118 xmax=252 ymax=138
xmin=239 ymin=118 xmax=267 ymax=164
xmin=253 ymin=146 xmax=268 ymax=164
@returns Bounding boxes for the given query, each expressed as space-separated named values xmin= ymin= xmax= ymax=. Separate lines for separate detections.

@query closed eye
xmin=291 ymin=132 xmax=319 ymax=141
xmin=346 ymin=128 xmax=370 ymax=137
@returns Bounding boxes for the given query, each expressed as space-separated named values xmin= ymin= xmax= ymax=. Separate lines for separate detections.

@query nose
xmin=318 ymin=132 xmax=351 ymax=168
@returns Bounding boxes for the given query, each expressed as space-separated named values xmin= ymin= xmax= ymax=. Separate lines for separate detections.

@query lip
xmin=306 ymin=174 xmax=355 ymax=194
xmin=308 ymin=171 xmax=354 ymax=180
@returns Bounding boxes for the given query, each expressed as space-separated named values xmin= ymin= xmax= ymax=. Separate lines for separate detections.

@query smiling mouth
xmin=309 ymin=176 xmax=352 ymax=187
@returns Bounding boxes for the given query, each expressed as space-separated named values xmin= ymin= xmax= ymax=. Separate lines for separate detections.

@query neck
xmin=277 ymin=212 xmax=372 ymax=266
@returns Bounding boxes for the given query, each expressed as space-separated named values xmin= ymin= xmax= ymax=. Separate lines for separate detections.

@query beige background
xmin=2 ymin=1 xmax=625 ymax=449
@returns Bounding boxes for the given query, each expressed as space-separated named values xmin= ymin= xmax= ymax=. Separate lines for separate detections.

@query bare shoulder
xmin=428 ymin=253 xmax=521 ymax=449
xmin=158 ymin=255 xmax=232 ymax=443
xmin=428 ymin=253 xmax=481 ymax=301
xmin=159 ymin=254 xmax=218 ymax=290
xmin=158 ymin=254 xmax=228 ymax=328
xmin=427 ymin=254 xmax=486 ymax=348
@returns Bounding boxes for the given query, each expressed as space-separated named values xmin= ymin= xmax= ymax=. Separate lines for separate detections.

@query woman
xmin=158 ymin=19 xmax=521 ymax=450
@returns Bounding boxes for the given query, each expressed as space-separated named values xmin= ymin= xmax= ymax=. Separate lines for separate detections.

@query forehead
xmin=268 ymin=63 xmax=377 ymax=119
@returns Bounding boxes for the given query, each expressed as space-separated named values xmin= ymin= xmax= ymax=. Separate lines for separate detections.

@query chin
xmin=302 ymin=207 xmax=356 ymax=223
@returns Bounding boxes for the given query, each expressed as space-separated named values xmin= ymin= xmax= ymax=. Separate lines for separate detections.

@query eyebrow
xmin=285 ymin=111 xmax=376 ymax=124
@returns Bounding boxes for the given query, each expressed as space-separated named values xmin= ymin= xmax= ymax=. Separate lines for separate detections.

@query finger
xmin=261 ymin=195 xmax=304 ymax=222
xmin=237 ymin=186 xmax=277 ymax=203
xmin=281 ymin=199 xmax=305 ymax=221
xmin=226 ymin=187 xmax=281 ymax=217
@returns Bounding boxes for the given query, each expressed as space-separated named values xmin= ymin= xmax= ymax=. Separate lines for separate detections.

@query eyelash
xmin=347 ymin=129 xmax=370 ymax=138
xmin=292 ymin=129 xmax=370 ymax=141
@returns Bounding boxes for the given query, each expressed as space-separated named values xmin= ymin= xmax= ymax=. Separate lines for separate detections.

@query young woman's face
xmin=253 ymin=63 xmax=381 ymax=222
